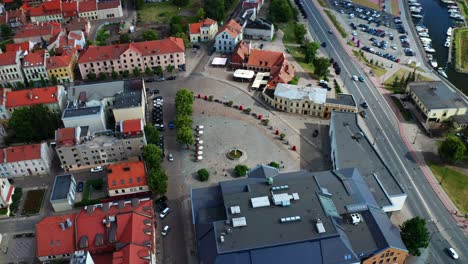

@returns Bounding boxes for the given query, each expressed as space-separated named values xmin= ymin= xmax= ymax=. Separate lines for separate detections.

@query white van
xmin=160 ymin=207 xmax=171 ymax=219
xmin=349 ymin=13 xmax=355 ymax=19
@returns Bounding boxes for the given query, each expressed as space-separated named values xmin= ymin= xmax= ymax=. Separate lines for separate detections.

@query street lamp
xmin=412 ymin=129 xmax=419 ymax=144
xmin=372 ymin=127 xmax=381 ymax=146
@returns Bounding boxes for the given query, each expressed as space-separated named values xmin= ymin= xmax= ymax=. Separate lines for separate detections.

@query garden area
xmin=429 ymin=162 xmax=468 ymax=213
xmin=383 ymin=68 xmax=432 ymax=92
xmin=352 ymin=50 xmax=387 ymax=77
xmin=21 ymin=189 xmax=45 ymax=216
xmin=75 ymin=178 xmax=105 ymax=207
xmin=454 ymin=28 xmax=468 ymax=73
xmin=137 ymin=1 xmax=199 ymax=24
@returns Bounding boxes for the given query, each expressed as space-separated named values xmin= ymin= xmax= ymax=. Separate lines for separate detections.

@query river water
xmin=413 ymin=0 xmax=468 ymax=95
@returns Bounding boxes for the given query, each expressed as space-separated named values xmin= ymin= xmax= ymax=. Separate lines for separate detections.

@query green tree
xmin=145 ymin=67 xmax=153 ymax=76
xmin=154 ymin=66 xmax=163 ymax=76
xmin=98 ymin=72 xmax=107 ymax=80
xmin=119 ymin=33 xmax=130 ymax=43
xmin=166 ymin=65 xmax=175 ymax=74
xmin=51 ymin=75 xmax=58 ymax=85
xmin=269 ymin=162 xmax=280 ymax=168
xmin=175 ymin=114 xmax=193 ymax=129
xmin=142 ymin=30 xmax=159 ymax=41
xmin=175 ymin=88 xmax=194 ymax=109
xmin=142 ymin=144 xmax=163 ymax=170
xmin=16 ymin=82 xmax=25 ymax=89
xmin=204 ymin=0 xmax=225 ymax=21
xmin=87 ymin=72 xmax=97 ymax=81
xmin=133 ymin=67 xmax=141 ymax=77
xmin=294 ymin=23 xmax=307 ymax=43
xmin=170 ymin=16 xmax=185 ymax=35
xmin=0 ymin=24 xmax=13 ymax=37
xmin=135 ymin=0 xmax=144 ymax=10
xmin=95 ymin=29 xmax=109 ymax=46
xmin=438 ymin=135 xmax=466 ymax=163
xmin=270 ymin=0 xmax=293 ymax=23
xmin=197 ymin=7 xmax=206 ymax=20
xmin=234 ymin=164 xmax=249 ymax=177
xmin=392 ymin=76 xmax=400 ymax=89
xmin=313 ymin=57 xmax=331 ymax=78
xmin=174 ymin=32 xmax=190 ymax=48
xmin=8 ymin=105 xmax=60 ymax=143
xmin=279 ymin=133 xmax=286 ymax=139
xmin=176 ymin=125 xmax=194 ymax=148
xmin=147 ymin=168 xmax=168 ymax=194
xmin=111 ymin=70 xmax=118 ymax=80
xmin=400 ymin=216 xmax=429 ymax=256
xmin=144 ymin=124 xmax=160 ymax=145
xmin=304 ymin=42 xmax=320 ymax=63
xmin=173 ymin=0 xmax=189 ymax=6
xmin=197 ymin=168 xmax=210 ymax=181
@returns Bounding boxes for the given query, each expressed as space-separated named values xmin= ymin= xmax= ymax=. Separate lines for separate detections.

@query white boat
xmin=412 ymin=14 xmax=423 ymax=18
xmin=429 ymin=60 xmax=438 ymax=68
xmin=447 ymin=27 xmax=453 ymax=35
xmin=411 ymin=8 xmax=423 ymax=13
xmin=448 ymin=9 xmax=460 ymax=13
xmin=416 ymin=26 xmax=429 ymax=32
xmin=427 ymin=54 xmax=433 ymax=60
xmin=438 ymin=67 xmax=448 ymax=78
xmin=420 ymin=37 xmax=432 ymax=43
xmin=445 ymin=41 xmax=451 ymax=47
xmin=418 ymin=32 xmax=430 ymax=37
xmin=424 ymin=47 xmax=436 ymax=53
xmin=409 ymin=2 xmax=421 ymax=6
xmin=441 ymin=0 xmax=456 ymax=4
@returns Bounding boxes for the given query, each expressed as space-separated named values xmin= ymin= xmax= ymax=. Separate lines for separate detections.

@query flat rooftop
xmin=63 ymin=105 xmax=102 ymax=118
xmin=330 ymin=112 xmax=404 ymax=207
xmin=67 ymin=79 xmax=143 ymax=101
xmin=51 ymin=174 xmax=74 ymax=201
xmin=408 ymin=81 xmax=468 ymax=110
xmin=326 ymin=94 xmax=356 ymax=107
xmin=114 ymin=90 xmax=142 ymax=109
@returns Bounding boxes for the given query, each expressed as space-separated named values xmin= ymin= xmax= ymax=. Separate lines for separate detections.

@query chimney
xmin=28 ymin=91 xmax=33 ymax=100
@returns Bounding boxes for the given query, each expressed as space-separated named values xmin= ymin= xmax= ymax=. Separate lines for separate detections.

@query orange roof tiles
xmin=6 ymin=42 xmax=31 ymax=52
xmin=5 ymin=86 xmax=59 ymax=108
xmin=14 ymin=22 xmax=62 ymax=40
xmin=0 ymin=148 xmax=4 ymax=163
xmin=189 ymin=18 xmax=217 ymax=35
xmin=23 ymin=49 xmax=46 ymax=68
xmin=78 ymin=0 xmax=97 ymax=12
xmin=5 ymin=144 xmax=42 ymax=162
xmin=107 ymin=161 xmax=147 ymax=190
xmin=97 ymin=0 xmax=120 ymax=10
xmin=35 ymin=213 xmax=76 ymax=257
xmin=78 ymin=37 xmax=185 ymax=64
xmin=217 ymin=19 xmax=242 ymax=39
xmin=122 ymin=119 xmax=143 ymax=134
xmin=55 ymin=128 xmax=76 ymax=146
xmin=29 ymin=0 xmax=61 ymax=16
xmin=0 ymin=51 xmax=18 ymax=67
xmin=47 ymin=53 xmax=73 ymax=69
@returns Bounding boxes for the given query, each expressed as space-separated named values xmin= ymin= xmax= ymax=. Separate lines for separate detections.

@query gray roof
xmin=408 ymin=81 xmax=468 ymax=110
xmin=326 ymin=94 xmax=356 ymax=107
xmin=329 ymin=112 xmax=405 ymax=207
xmin=67 ymin=79 xmax=143 ymax=101
xmin=247 ymin=165 xmax=280 ymax=179
xmin=245 ymin=18 xmax=273 ymax=30
xmin=63 ymin=104 xmax=102 ymax=118
xmin=191 ymin=168 xmax=406 ymax=264
xmin=450 ymin=113 xmax=468 ymax=124
xmin=114 ymin=90 xmax=142 ymax=109
xmin=50 ymin=174 xmax=74 ymax=201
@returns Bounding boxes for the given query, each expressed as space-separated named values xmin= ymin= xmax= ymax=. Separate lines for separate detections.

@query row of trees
xmin=438 ymin=135 xmax=466 ymax=163
xmin=301 ymin=42 xmax=331 ymax=78
xmin=143 ymin=144 xmax=168 ymax=195
xmin=204 ymin=0 xmax=236 ymax=21
xmin=87 ymin=64 xmax=174 ymax=81
xmin=391 ymin=70 xmax=421 ymax=92
xmin=175 ymin=89 xmax=195 ymax=148
xmin=270 ymin=0 xmax=296 ymax=23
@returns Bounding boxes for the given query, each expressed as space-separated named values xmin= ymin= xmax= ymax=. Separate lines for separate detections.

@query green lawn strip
xmin=352 ymin=0 xmax=380 ymax=10
xmin=138 ymin=2 xmax=197 ymax=23
xmin=390 ymin=96 xmax=412 ymax=121
xmin=21 ymin=189 xmax=45 ymax=215
xmin=278 ymin=22 xmax=297 ymax=45
xmin=317 ymin=0 xmax=327 ymax=7
xmin=383 ymin=68 xmax=432 ymax=91
xmin=324 ymin=9 xmax=347 ymax=38
xmin=9 ymin=187 xmax=22 ymax=215
xmin=429 ymin=162 xmax=468 ymax=213
xmin=454 ymin=28 xmax=468 ymax=73
xmin=352 ymin=50 xmax=387 ymax=77
xmin=287 ymin=46 xmax=316 ymax=77
xmin=75 ymin=178 xmax=104 ymax=208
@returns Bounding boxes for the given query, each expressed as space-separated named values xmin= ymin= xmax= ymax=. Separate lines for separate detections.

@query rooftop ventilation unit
xmin=271 ymin=185 xmax=289 ymax=191
xmin=351 ymin=213 xmax=362 ymax=225
xmin=232 ymin=217 xmax=247 ymax=228
xmin=230 ymin=206 xmax=241 ymax=214
xmin=291 ymin=193 xmax=300 ymax=200
xmin=251 ymin=196 xmax=270 ymax=208
xmin=316 ymin=218 xmax=326 ymax=234
xmin=272 ymin=193 xmax=293 ymax=207
xmin=279 ymin=216 xmax=302 ymax=223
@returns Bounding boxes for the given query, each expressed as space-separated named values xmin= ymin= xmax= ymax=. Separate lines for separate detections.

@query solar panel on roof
xmin=318 ymin=194 xmax=340 ymax=217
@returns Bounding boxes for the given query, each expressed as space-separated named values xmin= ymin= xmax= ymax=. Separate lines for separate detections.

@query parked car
xmin=168 ymin=121 xmax=175 ymax=129
xmin=160 ymin=207 xmax=171 ymax=219
xmin=321 ymin=42 xmax=327 ymax=47
xmin=361 ymin=101 xmax=368 ymax=108
xmin=162 ymin=225 xmax=171 ymax=236
xmin=168 ymin=154 xmax=174 ymax=161
xmin=167 ymin=76 xmax=176 ymax=80
xmin=90 ymin=166 xmax=103 ymax=173
xmin=352 ymin=75 xmax=358 ymax=81
xmin=156 ymin=77 xmax=165 ymax=82
xmin=77 ymin=182 xmax=84 ymax=192
xmin=154 ymin=96 xmax=163 ymax=103
xmin=448 ymin=248 xmax=459 ymax=259
xmin=360 ymin=110 xmax=368 ymax=118
xmin=153 ymin=90 xmax=160 ymax=94
xmin=146 ymin=78 xmax=155 ymax=83
xmin=192 ymin=44 xmax=201 ymax=49
xmin=358 ymin=76 xmax=365 ymax=82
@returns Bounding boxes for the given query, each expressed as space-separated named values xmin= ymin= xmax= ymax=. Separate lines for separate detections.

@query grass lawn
xmin=21 ymin=189 xmax=45 ymax=215
xmin=278 ymin=22 xmax=298 ymax=45
xmin=287 ymin=46 xmax=316 ymax=77
xmin=429 ymin=162 xmax=468 ymax=213
xmin=138 ymin=2 xmax=197 ymax=24
xmin=352 ymin=50 xmax=387 ymax=77
xmin=9 ymin=187 xmax=22 ymax=215
xmin=390 ymin=96 xmax=412 ymax=121
xmin=383 ymin=68 xmax=432 ymax=88
xmin=75 ymin=178 xmax=104 ymax=207
xmin=324 ymin=9 xmax=347 ymax=38
xmin=454 ymin=28 xmax=468 ymax=73
xmin=352 ymin=0 xmax=380 ymax=10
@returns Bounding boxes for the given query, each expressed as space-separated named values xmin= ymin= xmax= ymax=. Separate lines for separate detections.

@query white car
xmin=90 ymin=166 xmax=103 ymax=173
xmin=340 ymin=9 xmax=344 ymax=14
xmin=352 ymin=75 xmax=358 ymax=81
xmin=168 ymin=154 xmax=174 ymax=161
xmin=160 ymin=207 xmax=171 ymax=219
xmin=196 ymin=125 xmax=204 ymax=130
xmin=319 ymin=80 xmax=328 ymax=85
xmin=391 ymin=44 xmax=397 ymax=50
xmin=162 ymin=225 xmax=170 ymax=236
xmin=352 ymin=31 xmax=357 ymax=36
xmin=448 ymin=248 xmax=459 ymax=259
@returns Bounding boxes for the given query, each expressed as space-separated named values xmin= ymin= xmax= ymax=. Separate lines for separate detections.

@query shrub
xmin=227 ymin=101 xmax=234 ymax=107
xmin=234 ymin=164 xmax=249 ymax=177
xmin=243 ymin=108 xmax=252 ymax=114
xmin=208 ymin=95 xmax=214 ymax=101
xmin=269 ymin=162 xmax=280 ymax=168
xmin=197 ymin=168 xmax=210 ymax=181
xmin=279 ymin=133 xmax=286 ymax=139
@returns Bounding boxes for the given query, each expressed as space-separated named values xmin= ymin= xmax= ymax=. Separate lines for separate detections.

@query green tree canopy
xmin=176 ymin=125 xmax=194 ymax=148
xmin=204 ymin=0 xmax=225 ymax=21
xmin=144 ymin=124 xmax=160 ymax=145
xmin=154 ymin=66 xmax=163 ymax=76
xmin=234 ymin=164 xmax=249 ymax=177
xmin=174 ymin=32 xmax=190 ymax=48
xmin=51 ymin=75 xmax=58 ymax=85
xmin=95 ymin=29 xmax=109 ymax=46
xmin=119 ymin=33 xmax=130 ymax=43
xmin=87 ymin=72 xmax=97 ymax=80
xmin=173 ymin=0 xmax=189 ymax=7
xmin=0 ymin=24 xmax=13 ymax=37
xmin=313 ymin=57 xmax=331 ymax=78
xmin=175 ymin=88 xmax=194 ymax=108
xmin=166 ymin=65 xmax=175 ymax=73
xmin=111 ymin=71 xmax=118 ymax=80
xmin=400 ymin=216 xmax=430 ymax=256
xmin=142 ymin=144 xmax=163 ymax=170
xmin=147 ymin=168 xmax=168 ymax=194
xmin=197 ymin=168 xmax=210 ymax=181
xmin=294 ymin=23 xmax=307 ymax=43
xmin=170 ymin=16 xmax=185 ymax=35
xmin=304 ymin=42 xmax=320 ymax=63
xmin=133 ymin=67 xmax=141 ymax=77
xmin=269 ymin=162 xmax=280 ymax=168
xmin=145 ymin=67 xmax=153 ymax=76
xmin=122 ymin=70 xmax=129 ymax=78
xmin=197 ymin=7 xmax=206 ymax=20
xmin=438 ymin=135 xmax=466 ymax=163
xmin=175 ymin=114 xmax=193 ymax=129
xmin=142 ymin=30 xmax=159 ymax=41
xmin=98 ymin=72 xmax=107 ymax=80
xmin=135 ymin=0 xmax=144 ymax=10
xmin=270 ymin=0 xmax=293 ymax=23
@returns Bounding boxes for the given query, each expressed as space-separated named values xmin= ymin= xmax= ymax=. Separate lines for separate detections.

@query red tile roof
xmin=0 ymin=9 xmax=26 ymax=25
xmin=0 ymin=148 xmax=4 ymax=163
xmin=6 ymin=42 xmax=31 ymax=52
xmin=5 ymin=144 xmax=42 ymax=162
xmin=36 ymin=199 xmax=155 ymax=262
xmin=2 ymin=0 xmax=14 ymax=3
xmin=78 ymin=37 xmax=185 ymax=64
xmin=29 ymin=0 xmax=61 ymax=16
xmin=0 ymin=51 xmax=18 ymax=67
xmin=107 ymin=161 xmax=147 ymax=190
xmin=189 ymin=18 xmax=217 ymax=35
xmin=55 ymin=128 xmax=76 ymax=147
xmin=14 ymin=22 xmax=62 ymax=40
xmin=47 ymin=52 xmax=74 ymax=69
xmin=23 ymin=49 xmax=46 ymax=68
xmin=78 ymin=0 xmax=97 ymax=12
xmin=121 ymin=119 xmax=143 ymax=134
xmin=217 ymin=19 xmax=242 ymax=39
xmin=5 ymin=86 xmax=59 ymax=108
xmin=97 ymin=0 xmax=120 ymax=10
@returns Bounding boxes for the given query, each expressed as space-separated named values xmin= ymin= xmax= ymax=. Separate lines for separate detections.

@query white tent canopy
xmin=233 ymin=69 xmax=255 ymax=80
xmin=212 ymin=57 xmax=228 ymax=66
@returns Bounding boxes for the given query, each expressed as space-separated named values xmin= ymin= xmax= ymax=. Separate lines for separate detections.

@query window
xmin=112 ymin=180 xmax=116 ymax=186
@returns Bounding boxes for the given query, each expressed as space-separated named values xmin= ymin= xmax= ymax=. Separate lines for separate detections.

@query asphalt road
xmin=302 ymin=1 xmax=467 ymax=263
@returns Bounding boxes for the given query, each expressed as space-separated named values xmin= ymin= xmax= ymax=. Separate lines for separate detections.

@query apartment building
xmin=77 ymin=37 xmax=186 ymax=79
xmin=189 ymin=18 xmax=218 ymax=43
xmin=46 ymin=48 xmax=77 ymax=83
xmin=0 ymin=51 xmax=25 ymax=87
xmin=112 ymin=90 xmax=146 ymax=124
xmin=50 ymin=174 xmax=76 ymax=212
xmin=0 ymin=8 xmax=26 ymax=28
xmin=214 ymin=19 xmax=243 ymax=53
xmin=29 ymin=0 xmax=62 ymax=22
xmin=243 ymin=18 xmax=274 ymax=41
xmin=0 ymin=178 xmax=14 ymax=217
xmin=13 ymin=22 xmax=62 ymax=43
xmin=5 ymin=85 xmax=67 ymax=114
xmin=23 ymin=49 xmax=49 ymax=84
xmin=0 ymin=143 xmax=54 ymax=177
xmin=107 ymin=161 xmax=149 ymax=197
xmin=55 ymin=120 xmax=146 ymax=171
xmin=62 ymin=101 xmax=107 ymax=133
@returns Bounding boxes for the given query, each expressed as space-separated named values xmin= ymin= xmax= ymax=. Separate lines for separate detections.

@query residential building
xmin=0 ymin=8 xmax=26 ymax=28
xmin=48 ymin=30 xmax=86 ymax=51
xmin=5 ymin=41 xmax=34 ymax=54
xmin=63 ymin=17 xmax=90 ymax=37
xmin=29 ymin=0 xmax=62 ymax=22
xmin=35 ymin=198 xmax=156 ymax=263
xmin=46 ymin=48 xmax=77 ymax=83
xmin=13 ymin=22 xmax=62 ymax=44
xmin=78 ymin=0 xmax=98 ymax=20
xmin=191 ymin=165 xmax=408 ymax=264
xmin=0 ymin=143 xmax=54 ymax=177
xmin=77 ymin=37 xmax=186 ymax=79
xmin=50 ymin=174 xmax=76 ymax=212
xmin=243 ymin=18 xmax=274 ymax=41
xmin=62 ymin=101 xmax=107 ymax=134
xmin=0 ymin=88 xmax=12 ymax=120
xmin=323 ymin=94 xmax=359 ymax=118
xmin=231 ymin=40 xmax=295 ymax=87
xmin=55 ymin=121 xmax=146 ymax=171
xmin=107 ymin=161 xmax=149 ymax=197
xmin=189 ymin=18 xmax=218 ymax=43
xmin=242 ymin=0 xmax=264 ymax=11
xmin=329 ymin=111 xmax=407 ymax=212
xmin=0 ymin=123 xmax=7 ymax=145
xmin=5 ymin=85 xmax=67 ymax=115
xmin=0 ymin=178 xmax=14 ymax=217
xmin=112 ymin=90 xmax=146 ymax=124
xmin=214 ymin=19 xmax=243 ymax=53
xmin=406 ymin=81 xmax=468 ymax=126
xmin=0 ymin=50 xmax=25 ymax=87
xmin=235 ymin=8 xmax=256 ymax=28
xmin=22 ymin=49 xmax=49 ymax=84
xmin=97 ymin=0 xmax=123 ymax=20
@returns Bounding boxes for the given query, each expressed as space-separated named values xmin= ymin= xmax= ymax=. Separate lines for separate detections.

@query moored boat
xmin=438 ymin=67 xmax=448 ymax=78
